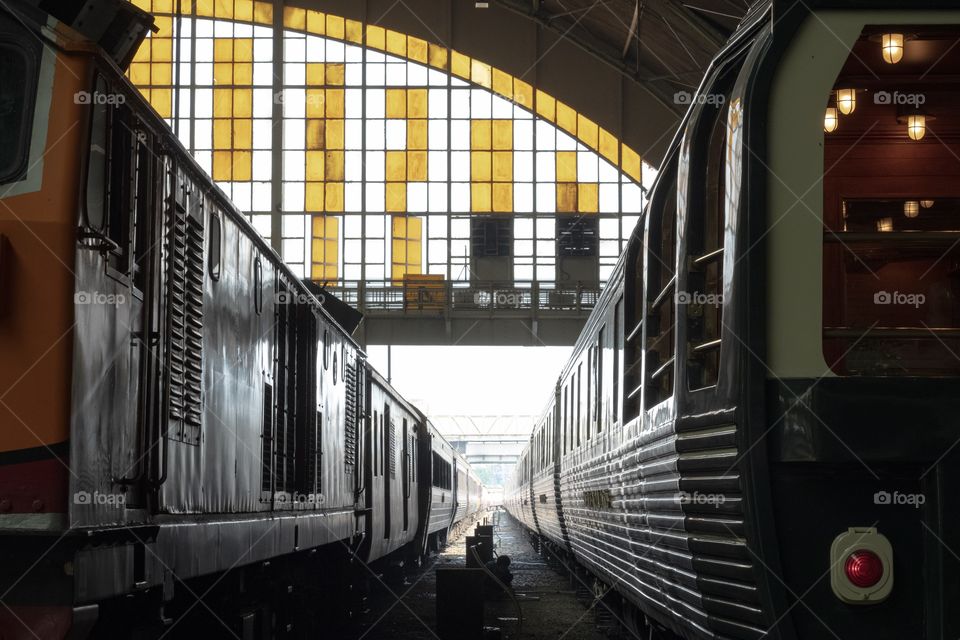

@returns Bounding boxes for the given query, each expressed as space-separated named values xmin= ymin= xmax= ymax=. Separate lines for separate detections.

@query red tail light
xmin=844 ymin=550 xmax=884 ymax=588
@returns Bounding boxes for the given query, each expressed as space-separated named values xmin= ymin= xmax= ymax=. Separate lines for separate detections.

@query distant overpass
xmin=427 ymin=414 xmax=535 ymax=466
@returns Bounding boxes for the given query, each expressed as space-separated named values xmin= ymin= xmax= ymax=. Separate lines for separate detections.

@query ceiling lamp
xmin=877 ymin=217 xmax=894 ymax=232
xmin=904 ymin=200 xmax=920 ymax=218
xmin=836 ymin=88 xmax=857 ymax=115
xmin=907 ymin=114 xmax=926 ymax=140
xmin=824 ymin=107 xmax=839 ymax=133
xmin=921 ymin=199 xmax=935 ymax=208
xmin=881 ymin=33 xmax=904 ymax=64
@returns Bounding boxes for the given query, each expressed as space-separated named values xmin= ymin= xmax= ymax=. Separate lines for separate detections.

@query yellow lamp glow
xmin=921 ymin=199 xmax=935 ymax=208
xmin=877 ymin=217 xmax=894 ymax=232
xmin=904 ymin=201 xmax=920 ymax=218
xmin=907 ymin=114 xmax=926 ymax=140
xmin=824 ymin=107 xmax=839 ymax=133
xmin=882 ymin=33 xmax=904 ymax=64
xmin=836 ymin=89 xmax=857 ymax=115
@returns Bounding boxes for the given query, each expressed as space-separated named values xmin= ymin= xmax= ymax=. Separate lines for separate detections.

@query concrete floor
xmin=350 ymin=511 xmax=615 ymax=640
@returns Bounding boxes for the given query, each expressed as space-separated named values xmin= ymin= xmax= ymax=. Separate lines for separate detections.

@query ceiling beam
xmin=622 ymin=0 xmax=640 ymax=59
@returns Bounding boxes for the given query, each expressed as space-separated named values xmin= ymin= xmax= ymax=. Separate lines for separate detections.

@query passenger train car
xmin=506 ymin=1 xmax=960 ymax=638
xmin=0 ymin=0 xmax=485 ymax=637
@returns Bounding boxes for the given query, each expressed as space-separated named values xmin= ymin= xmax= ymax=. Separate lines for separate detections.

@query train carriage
xmin=0 ymin=1 xmax=487 ymax=636
xmin=506 ymin=1 xmax=960 ymax=638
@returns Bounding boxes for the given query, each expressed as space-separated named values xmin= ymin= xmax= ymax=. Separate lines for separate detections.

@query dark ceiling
xmin=492 ymin=0 xmax=752 ymax=110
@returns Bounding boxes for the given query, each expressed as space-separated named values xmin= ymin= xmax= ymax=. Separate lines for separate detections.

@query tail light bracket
xmin=830 ymin=526 xmax=894 ymax=604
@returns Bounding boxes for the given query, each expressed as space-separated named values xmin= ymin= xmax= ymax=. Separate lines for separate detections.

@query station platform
xmin=351 ymin=510 xmax=613 ymax=640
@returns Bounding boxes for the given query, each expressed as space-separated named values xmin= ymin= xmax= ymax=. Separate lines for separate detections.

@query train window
xmin=646 ymin=168 xmax=678 ymax=408
xmin=596 ymin=325 xmax=604 ymax=432
xmin=0 ymin=43 xmax=34 ymax=184
xmin=623 ymin=242 xmax=644 ymax=421
xmin=821 ymin=28 xmax=960 ymax=376
xmin=323 ymin=328 xmax=330 ymax=369
xmin=254 ymin=257 xmax=263 ymax=314
xmin=585 ymin=349 xmax=592 ymax=440
xmin=373 ymin=410 xmax=379 ymax=476
xmin=575 ymin=364 xmax=582 ymax=447
xmin=562 ymin=383 xmax=569 ymax=453
xmin=686 ymin=74 xmax=737 ymax=390
xmin=613 ymin=298 xmax=622 ymax=426
xmin=209 ymin=213 xmax=222 ymax=281
xmin=332 ymin=349 xmax=338 ymax=385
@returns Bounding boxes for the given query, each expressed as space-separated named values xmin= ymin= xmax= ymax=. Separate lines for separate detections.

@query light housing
xmin=824 ymin=107 xmax=839 ymax=133
xmin=836 ymin=88 xmax=857 ymax=115
xmin=830 ymin=527 xmax=894 ymax=604
xmin=882 ymin=33 xmax=904 ymax=64
xmin=904 ymin=200 xmax=920 ymax=218
xmin=921 ymin=199 xmax=935 ymax=209
xmin=907 ymin=114 xmax=926 ymax=140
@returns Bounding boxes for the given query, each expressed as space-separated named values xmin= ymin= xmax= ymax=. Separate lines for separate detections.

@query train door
xmin=402 ymin=418 xmax=409 ymax=531
xmin=383 ymin=403 xmax=391 ymax=538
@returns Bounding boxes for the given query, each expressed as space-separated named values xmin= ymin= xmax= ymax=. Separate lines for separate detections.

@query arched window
xmin=129 ymin=0 xmax=653 ymax=288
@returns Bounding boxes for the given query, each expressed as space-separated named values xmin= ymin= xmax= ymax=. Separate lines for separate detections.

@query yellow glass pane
xmin=129 ymin=63 xmax=150 ymax=86
xmin=213 ymin=62 xmax=232 ymax=85
xmin=367 ymin=25 xmax=386 ymax=50
xmin=471 ymin=120 xmax=491 ymax=150
xmin=213 ymin=89 xmax=233 ymax=117
xmin=328 ymin=63 xmax=346 ymax=85
xmin=325 ymin=89 xmax=344 ymax=118
xmin=428 ymin=43 xmax=448 ymax=70
xmin=386 ymin=89 xmax=406 ymax=119
xmin=312 ymin=214 xmax=337 ymax=238
xmin=556 ymin=151 xmax=577 ymax=182
xmin=326 ymin=119 xmax=344 ymax=150
xmin=492 ymin=183 xmax=513 ymax=212
xmin=492 ymin=69 xmax=512 ymax=100
xmin=325 ymin=151 xmax=344 ymax=181
xmin=233 ymin=151 xmax=252 ymax=181
xmin=196 ymin=0 xmax=213 ymax=17
xmin=471 ymin=59 xmax=492 ymax=88
xmin=557 ymin=102 xmax=577 ymax=136
xmin=408 ymin=151 xmax=427 ymax=181
xmin=153 ymin=0 xmax=173 ymax=12
xmin=578 ymin=183 xmax=598 ymax=213
xmin=471 ymin=151 xmax=491 ymax=182
xmin=345 ymin=19 xmax=363 ymax=44
xmin=234 ymin=39 xmax=253 ymax=62
xmin=306 ymin=151 xmax=325 ymax=181
xmin=306 ymin=63 xmax=325 ymax=86
xmin=153 ymin=62 xmax=173 ymax=85
xmin=152 ymin=89 xmax=172 ymax=118
xmin=599 ymin=129 xmax=619 ymax=166
xmin=213 ymin=119 xmax=231 ymax=149
xmin=214 ymin=0 xmax=233 ymax=19
xmin=132 ymin=43 xmax=150 ymax=64
xmin=392 ymin=215 xmax=408 ymax=237
xmin=386 ymin=151 xmax=406 ymax=181
xmin=407 ymin=120 xmax=427 ymax=150
xmin=234 ymin=0 xmax=253 ymax=22
xmin=283 ymin=6 xmax=306 ymax=30
xmin=152 ymin=39 xmax=173 ymax=62
xmin=578 ymin=114 xmax=599 ymax=150
xmin=392 ymin=239 xmax=406 ymax=263
xmin=621 ymin=144 xmax=641 ymax=183
xmin=386 ymin=183 xmax=406 ymax=212
xmin=407 ymin=37 xmax=428 ymax=63
xmin=407 ymin=89 xmax=427 ymax=118
xmin=536 ymin=90 xmax=556 ymax=122
xmin=306 ymin=10 xmax=325 ymax=35
xmin=306 ymin=89 xmax=325 ymax=117
xmin=231 ymin=89 xmax=251 ymax=117
xmin=306 ymin=120 xmax=325 ymax=150
xmin=471 ymin=183 xmax=491 ymax=213
xmin=154 ymin=16 xmax=173 ymax=35
xmin=212 ymin=151 xmax=232 ymax=181
xmin=217 ymin=38 xmax=239 ymax=62
xmin=325 ymin=183 xmax=344 ymax=212
xmin=451 ymin=50 xmax=470 ymax=79
xmin=492 ymin=152 xmax=512 ymax=182
xmin=326 ymin=15 xmax=345 ymax=40
xmin=233 ymin=63 xmax=253 ymax=85
xmin=253 ymin=1 xmax=272 ymax=24
xmin=556 ymin=183 xmax=577 ymax=212
xmin=306 ymin=183 xmax=324 ymax=212
xmin=386 ymin=30 xmax=406 ymax=57
xmin=492 ymin=120 xmax=512 ymax=151
xmin=233 ymin=120 xmax=253 ymax=150
xmin=132 ymin=0 xmax=151 ymax=11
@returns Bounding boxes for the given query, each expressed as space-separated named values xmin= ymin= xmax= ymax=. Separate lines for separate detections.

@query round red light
xmin=844 ymin=550 xmax=884 ymax=588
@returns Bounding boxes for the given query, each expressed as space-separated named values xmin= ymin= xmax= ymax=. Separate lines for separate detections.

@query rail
xmin=321 ymin=280 xmax=603 ymax=314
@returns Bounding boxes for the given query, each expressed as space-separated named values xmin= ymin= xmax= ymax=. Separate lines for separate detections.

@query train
xmin=0 ymin=0 xmax=486 ymax=637
xmin=506 ymin=1 xmax=960 ymax=639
